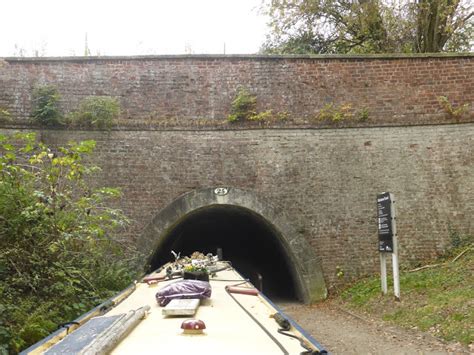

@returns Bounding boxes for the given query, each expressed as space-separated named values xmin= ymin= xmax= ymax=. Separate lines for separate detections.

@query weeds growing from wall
xmin=31 ymin=85 xmax=62 ymax=126
xmin=68 ymin=96 xmax=120 ymax=129
xmin=448 ymin=226 xmax=473 ymax=250
xmin=437 ymin=96 xmax=469 ymax=119
xmin=228 ymin=87 xmax=257 ymax=122
xmin=0 ymin=108 xmax=11 ymax=123
xmin=358 ymin=107 xmax=370 ymax=121
xmin=314 ymin=103 xmax=370 ymax=124
xmin=30 ymin=84 xmax=120 ymax=129
xmin=227 ymin=87 xmax=289 ymax=125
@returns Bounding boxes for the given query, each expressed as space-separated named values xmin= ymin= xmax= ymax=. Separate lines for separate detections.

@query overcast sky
xmin=0 ymin=0 xmax=268 ymax=57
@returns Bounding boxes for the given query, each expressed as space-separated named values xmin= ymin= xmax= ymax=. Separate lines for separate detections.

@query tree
xmin=261 ymin=0 xmax=473 ymax=54
xmin=415 ymin=0 xmax=473 ymax=52
xmin=0 ymin=133 xmax=138 ymax=353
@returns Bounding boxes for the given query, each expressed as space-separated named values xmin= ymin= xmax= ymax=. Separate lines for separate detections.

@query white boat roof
xmin=24 ymin=262 xmax=326 ymax=354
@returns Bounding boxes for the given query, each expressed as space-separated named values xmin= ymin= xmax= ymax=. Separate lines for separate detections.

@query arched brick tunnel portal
xmin=150 ymin=205 xmax=299 ymax=300
xmin=138 ymin=188 xmax=327 ymax=303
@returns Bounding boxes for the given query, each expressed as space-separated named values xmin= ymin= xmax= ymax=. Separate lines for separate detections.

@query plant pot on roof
xmin=183 ymin=265 xmax=209 ymax=282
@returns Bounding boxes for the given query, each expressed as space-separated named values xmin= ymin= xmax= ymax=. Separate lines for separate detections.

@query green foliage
xmin=275 ymin=111 xmax=290 ymax=121
xmin=315 ymin=103 xmax=370 ymax=124
xmin=261 ymin=0 xmax=473 ymax=54
xmin=448 ymin=227 xmax=473 ymax=250
xmin=247 ymin=110 xmax=273 ymax=122
xmin=0 ymin=108 xmax=11 ymax=123
xmin=31 ymin=86 xmax=120 ymax=129
xmin=341 ymin=240 xmax=474 ymax=345
xmin=437 ymin=96 xmax=469 ymax=119
xmin=69 ymin=96 xmax=120 ymax=129
xmin=0 ymin=133 xmax=138 ymax=353
xmin=414 ymin=0 xmax=474 ymax=53
xmin=358 ymin=107 xmax=370 ymax=121
xmin=228 ymin=87 xmax=257 ymax=122
xmin=227 ymin=88 xmax=289 ymax=124
xmin=184 ymin=265 xmax=209 ymax=274
xmin=316 ymin=103 xmax=354 ymax=122
xmin=336 ymin=265 xmax=345 ymax=279
xmin=340 ymin=277 xmax=380 ymax=306
xmin=31 ymin=85 xmax=62 ymax=126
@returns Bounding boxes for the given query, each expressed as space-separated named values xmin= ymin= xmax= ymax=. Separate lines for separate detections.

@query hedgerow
xmin=0 ymin=132 xmax=139 ymax=353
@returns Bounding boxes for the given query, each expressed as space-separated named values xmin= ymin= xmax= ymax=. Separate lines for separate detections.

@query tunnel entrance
xmin=138 ymin=188 xmax=327 ymax=303
xmin=149 ymin=205 xmax=299 ymax=301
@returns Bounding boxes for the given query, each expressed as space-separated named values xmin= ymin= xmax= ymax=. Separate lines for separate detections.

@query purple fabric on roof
xmin=156 ymin=279 xmax=212 ymax=306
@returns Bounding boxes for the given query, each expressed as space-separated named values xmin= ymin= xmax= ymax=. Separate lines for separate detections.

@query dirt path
xmin=278 ymin=301 xmax=470 ymax=354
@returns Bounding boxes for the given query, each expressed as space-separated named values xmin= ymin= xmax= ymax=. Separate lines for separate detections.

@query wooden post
xmin=380 ymin=253 xmax=388 ymax=294
xmin=377 ymin=192 xmax=400 ymax=299
xmin=391 ymin=200 xmax=400 ymax=300
xmin=392 ymin=249 xmax=400 ymax=300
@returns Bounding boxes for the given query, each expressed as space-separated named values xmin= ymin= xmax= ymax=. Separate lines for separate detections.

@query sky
xmin=0 ymin=0 xmax=268 ymax=57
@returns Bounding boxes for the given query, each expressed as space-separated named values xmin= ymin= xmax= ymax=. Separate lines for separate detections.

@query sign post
xmin=377 ymin=192 xmax=400 ymax=300
xmin=380 ymin=253 xmax=388 ymax=294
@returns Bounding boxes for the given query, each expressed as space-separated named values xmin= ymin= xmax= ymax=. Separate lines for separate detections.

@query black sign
xmin=377 ymin=192 xmax=394 ymax=252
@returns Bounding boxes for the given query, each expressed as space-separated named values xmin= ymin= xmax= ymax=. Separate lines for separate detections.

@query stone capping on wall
xmin=2 ymin=52 xmax=474 ymax=63
xmin=1 ymin=120 xmax=474 ymax=133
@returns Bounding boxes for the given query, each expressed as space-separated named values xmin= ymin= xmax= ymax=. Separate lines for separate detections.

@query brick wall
xmin=4 ymin=123 xmax=471 ymax=286
xmin=1 ymin=54 xmax=472 ymax=287
xmin=0 ymin=54 xmax=473 ymax=127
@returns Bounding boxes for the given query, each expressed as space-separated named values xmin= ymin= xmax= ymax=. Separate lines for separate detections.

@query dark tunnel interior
xmin=149 ymin=205 xmax=300 ymax=301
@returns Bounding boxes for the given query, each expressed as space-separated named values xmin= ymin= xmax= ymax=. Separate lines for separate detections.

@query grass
xmin=340 ymin=242 xmax=473 ymax=346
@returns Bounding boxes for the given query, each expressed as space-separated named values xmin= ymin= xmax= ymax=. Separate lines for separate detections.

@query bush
xmin=0 ymin=108 xmax=11 ymax=123
xmin=448 ymin=226 xmax=473 ymax=250
xmin=31 ymin=85 xmax=62 ymax=126
xmin=228 ymin=87 xmax=257 ymax=122
xmin=70 ymin=96 xmax=120 ymax=129
xmin=0 ymin=132 xmax=138 ymax=353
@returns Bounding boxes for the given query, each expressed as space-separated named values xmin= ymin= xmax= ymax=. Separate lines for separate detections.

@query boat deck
xmin=24 ymin=262 xmax=327 ymax=354
xmin=110 ymin=266 xmax=316 ymax=354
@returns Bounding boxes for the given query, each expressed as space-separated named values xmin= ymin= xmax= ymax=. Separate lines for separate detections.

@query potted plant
xmin=183 ymin=265 xmax=209 ymax=282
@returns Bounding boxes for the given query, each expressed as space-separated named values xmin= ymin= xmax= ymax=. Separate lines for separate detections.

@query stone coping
xmin=1 ymin=121 xmax=473 ymax=133
xmin=2 ymin=52 xmax=473 ymax=63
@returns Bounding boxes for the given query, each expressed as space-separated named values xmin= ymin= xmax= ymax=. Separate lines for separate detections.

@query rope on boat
xmin=225 ymin=282 xmax=289 ymax=355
